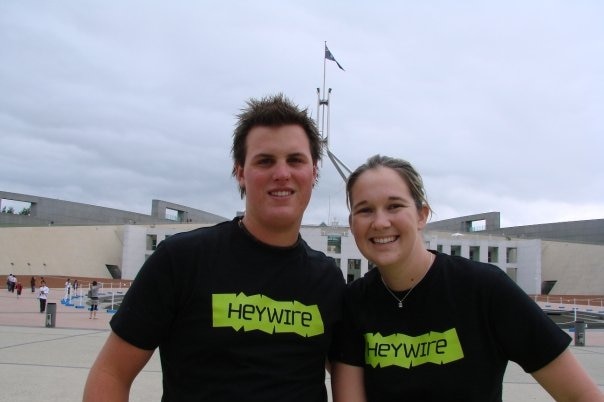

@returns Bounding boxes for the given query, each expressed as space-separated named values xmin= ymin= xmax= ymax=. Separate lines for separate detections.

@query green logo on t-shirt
xmin=365 ymin=328 xmax=464 ymax=368
xmin=212 ymin=293 xmax=324 ymax=337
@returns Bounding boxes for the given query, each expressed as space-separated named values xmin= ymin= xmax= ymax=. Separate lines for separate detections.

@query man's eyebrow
xmin=287 ymin=152 xmax=310 ymax=158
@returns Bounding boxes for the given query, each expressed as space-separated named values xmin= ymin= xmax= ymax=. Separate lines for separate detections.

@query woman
xmin=332 ymin=155 xmax=602 ymax=402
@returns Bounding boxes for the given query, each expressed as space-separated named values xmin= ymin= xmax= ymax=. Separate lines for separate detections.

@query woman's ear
xmin=417 ymin=204 xmax=430 ymax=230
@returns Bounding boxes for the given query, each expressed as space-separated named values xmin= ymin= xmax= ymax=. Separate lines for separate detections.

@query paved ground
xmin=1 ymin=290 xmax=603 ymax=401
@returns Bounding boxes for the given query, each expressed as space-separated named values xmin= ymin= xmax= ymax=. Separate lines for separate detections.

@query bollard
xmin=574 ymin=320 xmax=586 ymax=346
xmin=45 ymin=302 xmax=57 ymax=328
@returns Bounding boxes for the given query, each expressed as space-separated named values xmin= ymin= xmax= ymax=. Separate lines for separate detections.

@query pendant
xmin=398 ymin=301 xmax=403 ymax=308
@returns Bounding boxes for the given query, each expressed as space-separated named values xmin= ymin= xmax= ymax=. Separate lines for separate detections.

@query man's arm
xmin=83 ymin=331 xmax=154 ymax=402
xmin=531 ymin=348 xmax=603 ymax=401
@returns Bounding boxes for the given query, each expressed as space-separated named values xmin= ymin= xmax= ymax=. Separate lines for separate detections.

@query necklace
xmin=380 ymin=253 xmax=434 ymax=308
xmin=380 ymin=275 xmax=418 ymax=308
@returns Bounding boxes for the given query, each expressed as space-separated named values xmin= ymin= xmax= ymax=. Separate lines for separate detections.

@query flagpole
xmin=323 ymin=41 xmax=327 ymax=99
xmin=321 ymin=41 xmax=328 ymax=145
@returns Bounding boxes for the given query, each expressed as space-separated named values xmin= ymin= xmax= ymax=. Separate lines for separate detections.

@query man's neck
xmin=240 ymin=216 xmax=300 ymax=247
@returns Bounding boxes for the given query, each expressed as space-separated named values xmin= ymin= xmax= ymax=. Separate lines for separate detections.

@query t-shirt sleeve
xmin=110 ymin=241 xmax=179 ymax=350
xmin=330 ymin=284 xmax=366 ymax=367
xmin=486 ymin=268 xmax=571 ymax=373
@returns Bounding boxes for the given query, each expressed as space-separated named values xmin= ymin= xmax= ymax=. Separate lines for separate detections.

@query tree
xmin=1 ymin=206 xmax=15 ymax=214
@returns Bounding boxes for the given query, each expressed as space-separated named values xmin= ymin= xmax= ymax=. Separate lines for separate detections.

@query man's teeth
xmin=271 ymin=191 xmax=291 ymax=197
xmin=373 ymin=236 xmax=396 ymax=244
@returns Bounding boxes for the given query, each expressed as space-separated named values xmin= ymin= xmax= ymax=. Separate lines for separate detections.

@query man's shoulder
xmin=163 ymin=219 xmax=235 ymax=246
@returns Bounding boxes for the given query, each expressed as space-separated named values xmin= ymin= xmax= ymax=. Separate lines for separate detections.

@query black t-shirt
xmin=333 ymin=251 xmax=570 ymax=402
xmin=111 ymin=218 xmax=345 ymax=402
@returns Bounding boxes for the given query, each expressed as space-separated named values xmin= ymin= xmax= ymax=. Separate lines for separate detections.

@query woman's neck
xmin=380 ymin=250 xmax=435 ymax=291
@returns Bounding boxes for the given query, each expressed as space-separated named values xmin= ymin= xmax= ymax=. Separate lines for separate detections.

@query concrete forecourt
xmin=0 ymin=289 xmax=602 ymax=401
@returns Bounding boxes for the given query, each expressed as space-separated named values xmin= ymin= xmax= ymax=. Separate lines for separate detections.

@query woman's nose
xmin=371 ymin=209 xmax=391 ymax=230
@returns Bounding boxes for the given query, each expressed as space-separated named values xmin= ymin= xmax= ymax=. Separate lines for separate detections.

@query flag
xmin=325 ymin=46 xmax=345 ymax=71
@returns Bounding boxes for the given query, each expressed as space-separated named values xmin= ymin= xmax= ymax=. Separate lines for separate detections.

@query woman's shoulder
xmin=435 ymin=252 xmax=514 ymax=289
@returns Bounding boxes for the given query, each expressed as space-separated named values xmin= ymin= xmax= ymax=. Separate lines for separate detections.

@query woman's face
xmin=348 ymin=166 xmax=429 ymax=270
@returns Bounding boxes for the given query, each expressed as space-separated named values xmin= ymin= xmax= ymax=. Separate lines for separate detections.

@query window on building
xmin=347 ymin=259 xmax=361 ymax=283
xmin=436 ymin=244 xmax=443 ymax=253
xmin=0 ymin=199 xmax=32 ymax=215
xmin=450 ymin=245 xmax=461 ymax=256
xmin=327 ymin=235 xmax=342 ymax=253
xmin=488 ymin=246 xmax=499 ymax=263
xmin=105 ymin=264 xmax=122 ymax=279
xmin=146 ymin=234 xmax=158 ymax=251
xmin=467 ymin=219 xmax=486 ymax=232
xmin=333 ymin=258 xmax=341 ymax=268
xmin=469 ymin=246 xmax=480 ymax=262
xmin=542 ymin=280 xmax=557 ymax=295
xmin=506 ymin=247 xmax=517 ymax=263
xmin=506 ymin=267 xmax=517 ymax=282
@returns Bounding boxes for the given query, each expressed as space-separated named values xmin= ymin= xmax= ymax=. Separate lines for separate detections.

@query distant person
xmin=38 ymin=281 xmax=49 ymax=313
xmin=30 ymin=276 xmax=36 ymax=293
xmin=331 ymin=155 xmax=603 ymax=402
xmin=15 ymin=282 xmax=23 ymax=298
xmin=8 ymin=274 xmax=16 ymax=292
xmin=73 ymin=279 xmax=79 ymax=293
xmin=88 ymin=281 xmax=100 ymax=319
xmin=64 ymin=278 xmax=71 ymax=301
xmin=10 ymin=274 xmax=17 ymax=292
xmin=83 ymin=94 xmax=345 ymax=401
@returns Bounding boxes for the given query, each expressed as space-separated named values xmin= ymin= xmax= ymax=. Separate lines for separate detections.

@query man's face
xmin=236 ymin=124 xmax=317 ymax=234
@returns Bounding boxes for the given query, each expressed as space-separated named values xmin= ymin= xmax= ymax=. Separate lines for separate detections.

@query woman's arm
xmin=331 ymin=362 xmax=367 ymax=402
xmin=83 ymin=331 xmax=154 ymax=402
xmin=531 ymin=348 xmax=603 ymax=401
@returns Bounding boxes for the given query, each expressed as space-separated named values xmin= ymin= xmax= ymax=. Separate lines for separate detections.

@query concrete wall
xmin=541 ymin=240 xmax=604 ymax=295
xmin=0 ymin=225 xmax=123 ymax=279
xmin=426 ymin=210 xmax=604 ymax=245
xmin=427 ymin=212 xmax=501 ymax=232
xmin=485 ymin=220 xmax=604 ymax=245
xmin=0 ymin=191 xmax=228 ymax=226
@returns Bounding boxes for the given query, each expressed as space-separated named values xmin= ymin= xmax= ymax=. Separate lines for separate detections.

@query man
xmin=83 ymin=94 xmax=345 ymax=402
xmin=38 ymin=280 xmax=49 ymax=313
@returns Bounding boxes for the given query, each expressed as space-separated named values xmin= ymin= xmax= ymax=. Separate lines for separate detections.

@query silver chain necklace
xmin=380 ymin=275 xmax=419 ymax=309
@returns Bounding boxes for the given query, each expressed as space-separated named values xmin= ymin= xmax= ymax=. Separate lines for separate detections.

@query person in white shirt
xmin=39 ymin=281 xmax=50 ymax=313
xmin=64 ymin=279 xmax=72 ymax=301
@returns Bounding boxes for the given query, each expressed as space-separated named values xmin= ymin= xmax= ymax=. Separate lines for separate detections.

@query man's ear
xmin=235 ymin=164 xmax=245 ymax=186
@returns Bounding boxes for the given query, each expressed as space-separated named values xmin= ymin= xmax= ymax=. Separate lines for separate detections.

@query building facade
xmin=2 ymin=192 xmax=603 ymax=295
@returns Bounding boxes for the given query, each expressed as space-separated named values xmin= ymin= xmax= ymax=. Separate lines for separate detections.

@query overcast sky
xmin=1 ymin=1 xmax=603 ymax=228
